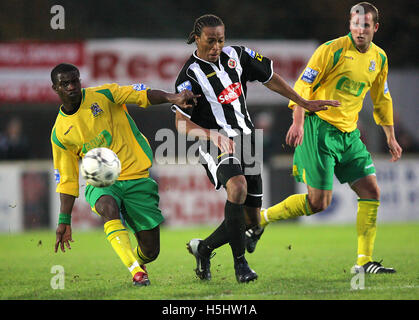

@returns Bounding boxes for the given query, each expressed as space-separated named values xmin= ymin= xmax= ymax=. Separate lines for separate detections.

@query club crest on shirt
xmin=90 ymin=103 xmax=103 ymax=117
xmin=369 ymin=60 xmax=376 ymax=72
xmin=228 ymin=58 xmax=237 ymax=69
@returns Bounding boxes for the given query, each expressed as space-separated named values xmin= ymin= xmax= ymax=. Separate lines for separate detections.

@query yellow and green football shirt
xmin=289 ymin=32 xmax=393 ymax=132
xmin=51 ymin=83 xmax=153 ymax=197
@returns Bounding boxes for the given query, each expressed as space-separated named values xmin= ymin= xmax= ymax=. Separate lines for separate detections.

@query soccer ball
xmin=81 ymin=147 xmax=121 ymax=187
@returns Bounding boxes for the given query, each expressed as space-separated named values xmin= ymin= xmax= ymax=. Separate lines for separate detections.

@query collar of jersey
xmin=347 ymin=32 xmax=372 ymax=53
xmin=193 ymin=50 xmax=222 ymax=69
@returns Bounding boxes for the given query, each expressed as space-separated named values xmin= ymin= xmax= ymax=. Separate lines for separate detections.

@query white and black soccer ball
xmin=81 ymin=147 xmax=121 ymax=187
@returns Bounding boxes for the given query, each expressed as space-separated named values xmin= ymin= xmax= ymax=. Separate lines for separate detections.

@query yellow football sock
xmin=104 ymin=219 xmax=144 ymax=277
xmin=133 ymin=245 xmax=153 ymax=265
xmin=356 ymin=199 xmax=379 ymax=266
xmin=260 ymin=194 xmax=313 ymax=227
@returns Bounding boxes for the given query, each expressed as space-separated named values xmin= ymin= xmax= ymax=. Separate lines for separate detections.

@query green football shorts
xmin=292 ymin=114 xmax=376 ymax=190
xmin=85 ymin=177 xmax=164 ymax=233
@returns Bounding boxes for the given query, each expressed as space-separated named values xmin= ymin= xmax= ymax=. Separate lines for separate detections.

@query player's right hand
xmin=286 ymin=123 xmax=304 ymax=147
xmin=302 ymin=99 xmax=341 ymax=112
xmin=210 ymin=131 xmax=235 ymax=154
xmin=55 ymin=224 xmax=74 ymax=253
xmin=173 ymin=90 xmax=201 ymax=109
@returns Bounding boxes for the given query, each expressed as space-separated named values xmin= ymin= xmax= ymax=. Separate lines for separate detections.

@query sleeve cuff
xmin=171 ymin=104 xmax=191 ymax=118
xmin=262 ymin=60 xmax=274 ymax=84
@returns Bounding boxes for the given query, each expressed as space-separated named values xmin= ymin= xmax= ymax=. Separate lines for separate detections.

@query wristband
xmin=58 ymin=213 xmax=72 ymax=225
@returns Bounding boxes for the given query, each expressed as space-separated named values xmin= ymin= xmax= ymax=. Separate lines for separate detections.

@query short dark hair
xmin=350 ymin=2 xmax=379 ymax=24
xmin=187 ymin=14 xmax=224 ymax=44
xmin=51 ymin=63 xmax=79 ymax=85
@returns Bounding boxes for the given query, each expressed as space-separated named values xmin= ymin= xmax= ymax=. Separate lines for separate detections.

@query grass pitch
xmin=0 ymin=223 xmax=418 ymax=300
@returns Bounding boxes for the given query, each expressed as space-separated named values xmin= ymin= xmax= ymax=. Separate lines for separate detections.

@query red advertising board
xmin=0 ymin=39 xmax=317 ymax=104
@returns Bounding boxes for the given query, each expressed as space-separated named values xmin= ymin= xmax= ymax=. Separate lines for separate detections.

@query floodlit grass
xmin=0 ymin=223 xmax=418 ymax=300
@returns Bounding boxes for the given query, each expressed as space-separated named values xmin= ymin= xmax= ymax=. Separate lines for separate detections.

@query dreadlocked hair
xmin=187 ymin=14 xmax=224 ymax=44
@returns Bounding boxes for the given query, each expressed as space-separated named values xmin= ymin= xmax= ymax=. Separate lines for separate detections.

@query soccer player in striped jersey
xmin=51 ymin=63 xmax=199 ymax=286
xmin=251 ymin=2 xmax=402 ymax=274
xmin=173 ymin=14 xmax=340 ymax=283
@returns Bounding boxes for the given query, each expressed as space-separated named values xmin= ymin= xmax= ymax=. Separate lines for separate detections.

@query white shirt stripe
xmin=214 ymin=62 xmax=252 ymax=135
xmin=190 ymin=62 xmax=238 ymax=137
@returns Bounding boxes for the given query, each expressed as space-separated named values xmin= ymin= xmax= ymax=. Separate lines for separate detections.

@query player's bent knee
xmin=95 ymin=195 xmax=119 ymax=221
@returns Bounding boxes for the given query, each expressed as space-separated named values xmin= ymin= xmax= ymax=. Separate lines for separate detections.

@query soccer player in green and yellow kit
xmin=246 ymin=2 xmax=403 ymax=274
xmin=51 ymin=63 xmax=199 ymax=286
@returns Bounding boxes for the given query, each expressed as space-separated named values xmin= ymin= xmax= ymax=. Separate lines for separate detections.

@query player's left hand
xmin=286 ymin=122 xmax=304 ymax=147
xmin=302 ymin=99 xmax=341 ymax=112
xmin=173 ymin=90 xmax=201 ymax=109
xmin=387 ymin=137 xmax=402 ymax=162
xmin=55 ymin=224 xmax=74 ymax=253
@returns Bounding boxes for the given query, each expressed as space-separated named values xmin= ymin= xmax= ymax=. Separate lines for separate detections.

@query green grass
xmin=0 ymin=223 xmax=418 ymax=300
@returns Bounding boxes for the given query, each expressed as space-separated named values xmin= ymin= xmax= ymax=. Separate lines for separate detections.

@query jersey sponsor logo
xmin=369 ymin=60 xmax=376 ymax=72
xmin=63 ymin=125 xmax=73 ymax=135
xmin=244 ymin=47 xmax=256 ymax=58
xmin=217 ymin=82 xmax=242 ymax=104
xmin=81 ymin=130 xmax=113 ymax=154
xmin=301 ymin=67 xmax=319 ymax=83
xmin=90 ymin=103 xmax=103 ymax=117
xmin=132 ymin=83 xmax=147 ymax=91
xmin=336 ymin=76 xmax=365 ymax=97
xmin=384 ymin=81 xmax=389 ymax=94
xmin=177 ymin=80 xmax=192 ymax=93
xmin=228 ymin=58 xmax=237 ymax=69
xmin=54 ymin=169 xmax=60 ymax=183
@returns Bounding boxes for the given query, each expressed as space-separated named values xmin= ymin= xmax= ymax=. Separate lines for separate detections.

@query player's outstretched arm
xmin=381 ymin=125 xmax=403 ymax=162
xmin=147 ymin=89 xmax=200 ymax=109
xmin=54 ymin=193 xmax=75 ymax=253
xmin=264 ymin=73 xmax=340 ymax=112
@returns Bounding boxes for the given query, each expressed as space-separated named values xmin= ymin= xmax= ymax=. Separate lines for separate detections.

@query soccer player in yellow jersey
xmin=246 ymin=2 xmax=403 ymax=274
xmin=51 ymin=63 xmax=199 ymax=286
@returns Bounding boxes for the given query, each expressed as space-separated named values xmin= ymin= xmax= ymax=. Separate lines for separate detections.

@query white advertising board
xmin=0 ymin=164 xmax=22 ymax=232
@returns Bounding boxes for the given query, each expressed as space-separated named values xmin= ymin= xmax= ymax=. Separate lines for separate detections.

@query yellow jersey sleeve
xmin=51 ymin=127 xmax=80 ymax=197
xmin=288 ymin=42 xmax=334 ymax=108
xmin=100 ymin=83 xmax=151 ymax=108
xmin=370 ymin=54 xmax=393 ymax=126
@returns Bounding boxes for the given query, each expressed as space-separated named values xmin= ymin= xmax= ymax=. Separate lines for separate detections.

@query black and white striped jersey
xmin=172 ymin=45 xmax=273 ymax=137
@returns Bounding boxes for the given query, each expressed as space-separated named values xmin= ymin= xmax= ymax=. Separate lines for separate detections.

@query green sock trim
xmin=106 ymin=228 xmax=127 ymax=238
xmin=137 ymin=247 xmax=152 ymax=264
xmin=357 ymin=199 xmax=380 ymax=202
xmin=304 ymin=194 xmax=314 ymax=216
